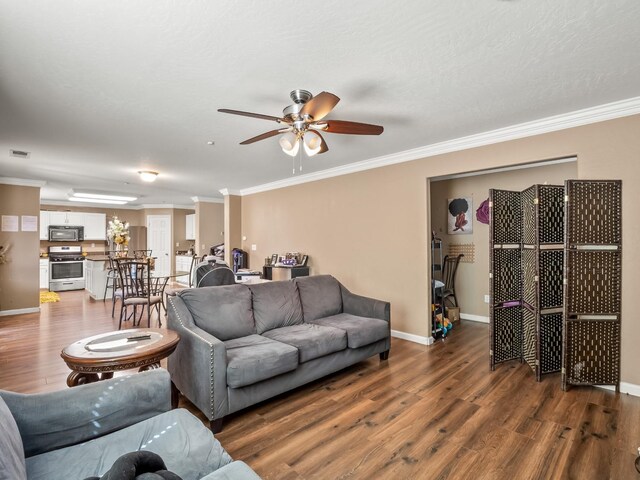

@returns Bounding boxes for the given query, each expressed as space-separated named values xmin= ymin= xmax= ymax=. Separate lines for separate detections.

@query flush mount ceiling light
xmin=68 ymin=197 xmax=128 ymax=205
xmin=68 ymin=190 xmax=138 ymax=205
xmin=138 ymin=171 xmax=159 ymax=182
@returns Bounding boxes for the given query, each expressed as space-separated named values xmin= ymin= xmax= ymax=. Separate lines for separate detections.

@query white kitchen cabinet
xmin=39 ymin=259 xmax=49 ymax=289
xmin=175 ymin=255 xmax=193 ymax=285
xmin=46 ymin=211 xmax=84 ymax=226
xmin=40 ymin=211 xmax=50 ymax=240
xmin=83 ymin=213 xmax=106 ymax=240
xmin=185 ymin=214 xmax=196 ymax=240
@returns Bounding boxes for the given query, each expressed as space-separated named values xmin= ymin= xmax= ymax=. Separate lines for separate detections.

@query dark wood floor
xmin=1 ymin=290 xmax=639 ymax=479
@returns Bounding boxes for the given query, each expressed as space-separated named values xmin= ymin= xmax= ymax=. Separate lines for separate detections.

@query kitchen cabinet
xmin=40 ymin=211 xmax=106 ymax=240
xmin=47 ymin=211 xmax=84 ymax=226
xmin=185 ymin=214 xmax=196 ymax=240
xmin=85 ymin=258 xmax=108 ymax=300
xmin=83 ymin=213 xmax=106 ymax=240
xmin=39 ymin=211 xmax=50 ymax=240
xmin=39 ymin=259 xmax=49 ymax=289
xmin=175 ymin=255 xmax=194 ymax=286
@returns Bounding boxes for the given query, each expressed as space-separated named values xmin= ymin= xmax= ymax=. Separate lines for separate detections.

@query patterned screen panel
xmin=522 ymin=307 xmax=537 ymax=374
xmin=540 ymin=313 xmax=563 ymax=375
xmin=539 ymin=185 xmax=565 ymax=244
xmin=493 ymin=306 xmax=523 ymax=364
xmin=492 ymin=190 xmax=522 ymax=245
xmin=566 ymin=250 xmax=621 ymax=314
xmin=521 ymin=249 xmax=536 ymax=308
xmin=521 ymin=186 xmax=536 ymax=246
xmin=539 ymin=249 xmax=564 ymax=309
xmin=493 ymin=248 xmax=522 ymax=304
xmin=566 ymin=181 xmax=621 ymax=245
xmin=565 ymin=321 xmax=620 ymax=385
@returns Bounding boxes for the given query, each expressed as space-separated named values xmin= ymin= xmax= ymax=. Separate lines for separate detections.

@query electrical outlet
xmin=484 ymin=295 xmax=490 ymax=304
xmin=251 ymin=244 xmax=257 ymax=251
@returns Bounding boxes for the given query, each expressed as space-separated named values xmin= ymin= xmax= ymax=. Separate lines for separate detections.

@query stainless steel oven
xmin=49 ymin=225 xmax=84 ymax=242
xmin=48 ymin=246 xmax=86 ymax=291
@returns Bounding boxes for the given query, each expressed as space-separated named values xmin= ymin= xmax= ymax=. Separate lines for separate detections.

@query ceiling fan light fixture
xmin=138 ymin=170 xmax=159 ymax=182
xmin=303 ymin=131 xmax=322 ymax=156
xmin=279 ymin=132 xmax=299 ymax=156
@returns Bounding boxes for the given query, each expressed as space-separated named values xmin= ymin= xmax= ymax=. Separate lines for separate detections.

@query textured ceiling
xmin=1 ymin=1 xmax=640 ymax=205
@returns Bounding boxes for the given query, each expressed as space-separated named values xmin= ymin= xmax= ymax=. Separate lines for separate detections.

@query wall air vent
xmin=10 ymin=149 xmax=31 ymax=159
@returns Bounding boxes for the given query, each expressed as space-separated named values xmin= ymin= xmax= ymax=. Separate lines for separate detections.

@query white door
xmin=147 ymin=215 xmax=171 ymax=277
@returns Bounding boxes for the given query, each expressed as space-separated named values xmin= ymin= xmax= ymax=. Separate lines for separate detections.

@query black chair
xmin=442 ymin=254 xmax=463 ymax=307
xmin=114 ymin=258 xmax=167 ymax=329
xmin=197 ymin=266 xmax=236 ymax=287
xmin=133 ymin=249 xmax=152 ymax=259
xmin=103 ymin=250 xmax=132 ymax=317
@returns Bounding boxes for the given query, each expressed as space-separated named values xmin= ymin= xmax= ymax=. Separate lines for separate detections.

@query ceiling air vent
xmin=10 ymin=149 xmax=30 ymax=159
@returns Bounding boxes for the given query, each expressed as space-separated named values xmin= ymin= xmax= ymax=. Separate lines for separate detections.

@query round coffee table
xmin=61 ymin=328 xmax=180 ymax=387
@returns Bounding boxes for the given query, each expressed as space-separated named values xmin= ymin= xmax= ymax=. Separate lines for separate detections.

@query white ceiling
xmin=1 ymin=1 xmax=640 ymax=206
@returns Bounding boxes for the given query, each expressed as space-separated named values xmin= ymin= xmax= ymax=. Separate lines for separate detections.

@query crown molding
xmin=0 ymin=177 xmax=46 ymax=187
xmin=191 ymin=196 xmax=224 ymax=203
xmin=218 ymin=188 xmax=242 ymax=196
xmin=239 ymin=95 xmax=640 ymax=196
xmin=432 ymin=156 xmax=577 ymax=182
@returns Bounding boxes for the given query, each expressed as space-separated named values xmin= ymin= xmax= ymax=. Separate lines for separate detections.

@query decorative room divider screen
xmin=490 ymin=180 xmax=621 ymax=389
xmin=489 ymin=185 xmax=564 ymax=381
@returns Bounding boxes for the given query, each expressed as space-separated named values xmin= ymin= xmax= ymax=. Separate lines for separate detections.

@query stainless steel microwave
xmin=48 ymin=225 xmax=84 ymax=242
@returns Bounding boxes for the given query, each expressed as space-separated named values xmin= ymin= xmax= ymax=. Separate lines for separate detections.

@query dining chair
xmin=442 ymin=254 xmax=464 ymax=307
xmin=114 ymin=258 xmax=166 ymax=329
xmin=133 ymin=249 xmax=153 ymax=259
xmin=103 ymin=250 xmax=127 ymax=317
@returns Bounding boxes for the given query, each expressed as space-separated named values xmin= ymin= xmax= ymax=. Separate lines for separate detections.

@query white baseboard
xmin=620 ymin=382 xmax=640 ymax=397
xmin=391 ymin=329 xmax=434 ymax=346
xmin=592 ymin=383 xmax=640 ymax=398
xmin=460 ymin=313 xmax=490 ymax=323
xmin=0 ymin=307 xmax=40 ymax=317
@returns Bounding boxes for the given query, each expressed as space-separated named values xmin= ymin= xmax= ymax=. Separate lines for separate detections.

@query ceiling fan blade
xmin=315 ymin=132 xmax=329 ymax=154
xmin=317 ymin=120 xmax=383 ymax=135
xmin=239 ymin=129 xmax=286 ymax=145
xmin=300 ymin=92 xmax=340 ymax=121
xmin=218 ymin=109 xmax=285 ymax=123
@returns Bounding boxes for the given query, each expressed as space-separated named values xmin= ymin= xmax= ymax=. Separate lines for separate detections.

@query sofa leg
xmin=210 ymin=417 xmax=224 ymax=434
xmin=379 ymin=350 xmax=390 ymax=361
xmin=171 ymin=381 xmax=180 ymax=409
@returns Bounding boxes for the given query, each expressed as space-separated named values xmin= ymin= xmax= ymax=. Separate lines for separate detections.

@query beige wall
xmin=173 ymin=208 xmax=195 ymax=252
xmin=430 ymin=161 xmax=577 ymax=318
xmin=241 ymin=114 xmax=640 ymax=386
xmin=224 ymin=195 xmax=242 ymax=266
xmin=195 ymin=202 xmax=224 ymax=257
xmin=0 ymin=184 xmax=40 ymax=313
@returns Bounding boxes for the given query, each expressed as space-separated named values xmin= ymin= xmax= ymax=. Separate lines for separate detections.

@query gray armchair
xmin=0 ymin=369 xmax=260 ymax=480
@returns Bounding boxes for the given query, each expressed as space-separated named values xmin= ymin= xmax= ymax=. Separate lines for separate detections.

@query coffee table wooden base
xmin=61 ymin=329 xmax=179 ymax=387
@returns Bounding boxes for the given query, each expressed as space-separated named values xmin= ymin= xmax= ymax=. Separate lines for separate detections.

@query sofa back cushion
xmin=295 ymin=275 xmax=343 ymax=322
xmin=0 ymin=395 xmax=27 ymax=480
xmin=248 ymin=281 xmax=304 ymax=333
xmin=179 ymin=284 xmax=255 ymax=341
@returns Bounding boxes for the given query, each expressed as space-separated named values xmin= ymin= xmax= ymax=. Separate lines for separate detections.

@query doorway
xmin=147 ymin=215 xmax=172 ymax=277
xmin=427 ymin=157 xmax=577 ymax=338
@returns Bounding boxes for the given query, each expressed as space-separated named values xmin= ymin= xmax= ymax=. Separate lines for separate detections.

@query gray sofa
xmin=167 ymin=274 xmax=391 ymax=432
xmin=0 ymin=369 xmax=260 ymax=480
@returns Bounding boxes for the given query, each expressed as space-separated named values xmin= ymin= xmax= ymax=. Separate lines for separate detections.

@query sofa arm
xmin=167 ymin=295 xmax=229 ymax=421
xmin=340 ymin=285 xmax=390 ymax=323
xmin=200 ymin=461 xmax=263 ymax=480
xmin=0 ymin=369 xmax=171 ymax=458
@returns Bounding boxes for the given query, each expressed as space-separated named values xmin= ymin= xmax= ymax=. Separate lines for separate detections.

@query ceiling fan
xmin=218 ymin=89 xmax=383 ymax=157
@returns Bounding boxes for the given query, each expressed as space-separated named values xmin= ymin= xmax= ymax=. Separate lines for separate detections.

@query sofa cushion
xmin=295 ymin=275 xmax=342 ymax=322
xmin=224 ymin=334 xmax=299 ymax=388
xmin=25 ymin=409 xmax=232 ymax=480
xmin=262 ymin=324 xmax=348 ymax=363
xmin=248 ymin=281 xmax=303 ymax=334
xmin=0 ymin=396 xmax=27 ymax=480
xmin=179 ymin=284 xmax=255 ymax=341
xmin=309 ymin=313 xmax=389 ymax=348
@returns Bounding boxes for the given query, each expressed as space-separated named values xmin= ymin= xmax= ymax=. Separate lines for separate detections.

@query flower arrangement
xmin=107 ymin=216 xmax=130 ymax=249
